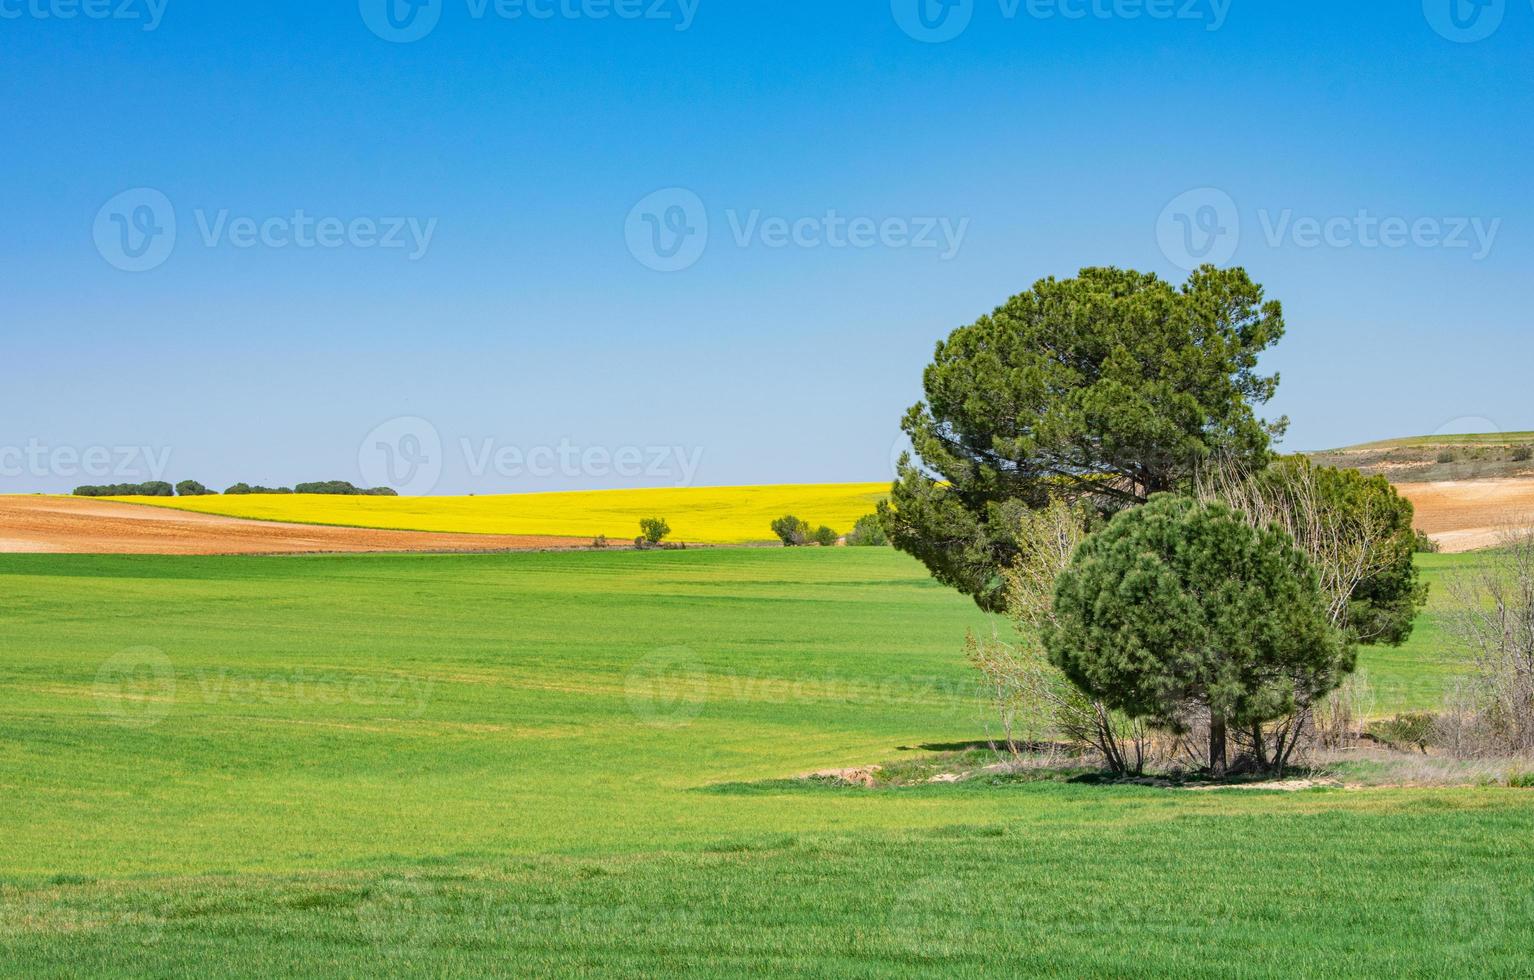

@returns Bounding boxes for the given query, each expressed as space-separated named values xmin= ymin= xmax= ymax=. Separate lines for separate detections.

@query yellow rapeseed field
xmin=106 ymin=483 xmax=891 ymax=544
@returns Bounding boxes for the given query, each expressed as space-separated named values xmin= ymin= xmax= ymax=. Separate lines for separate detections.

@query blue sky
xmin=3 ymin=1 xmax=1530 ymax=494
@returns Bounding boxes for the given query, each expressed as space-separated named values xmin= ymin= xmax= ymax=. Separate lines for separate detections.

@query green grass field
xmin=1 ymin=548 xmax=1529 ymax=976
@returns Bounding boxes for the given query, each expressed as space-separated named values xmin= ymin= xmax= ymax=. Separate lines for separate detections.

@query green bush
xmin=770 ymin=515 xmax=810 ymax=547
xmin=1435 ymin=449 xmax=1456 ymax=464
xmin=1413 ymin=530 xmax=1440 ymax=554
xmin=845 ymin=513 xmax=889 ymax=547
xmin=638 ymin=518 xmax=671 ymax=545
xmin=73 ymin=482 xmax=173 ymax=497
xmin=1372 ymin=712 xmax=1436 ymax=753
xmin=176 ymin=480 xmax=216 ymax=497
xmin=225 ymin=483 xmax=294 ymax=495
xmin=1513 ymin=446 xmax=1532 ymax=463
xmin=293 ymin=481 xmax=398 ymax=496
xmin=812 ymin=525 xmax=839 ymax=547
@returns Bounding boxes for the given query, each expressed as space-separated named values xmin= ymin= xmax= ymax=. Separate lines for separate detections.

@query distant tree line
xmin=73 ymin=482 xmax=174 ymax=497
xmin=75 ymin=480 xmax=399 ymax=497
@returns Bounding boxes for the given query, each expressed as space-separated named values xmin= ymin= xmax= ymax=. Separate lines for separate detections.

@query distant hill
xmin=1307 ymin=432 xmax=1534 ymax=483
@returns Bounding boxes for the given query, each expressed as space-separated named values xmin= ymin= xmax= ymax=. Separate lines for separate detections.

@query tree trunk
xmin=1209 ymin=714 xmax=1229 ymax=778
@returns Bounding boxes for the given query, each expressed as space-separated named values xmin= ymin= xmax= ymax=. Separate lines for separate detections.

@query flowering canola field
xmin=107 ymin=483 xmax=890 ymax=544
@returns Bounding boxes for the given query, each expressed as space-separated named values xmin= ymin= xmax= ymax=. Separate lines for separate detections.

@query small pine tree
xmin=1046 ymin=495 xmax=1351 ymax=777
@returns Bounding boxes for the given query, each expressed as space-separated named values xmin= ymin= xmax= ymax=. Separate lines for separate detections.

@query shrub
xmin=1413 ymin=530 xmax=1440 ymax=554
xmin=845 ymin=513 xmax=889 ymax=547
xmin=1372 ymin=712 xmax=1436 ymax=753
xmin=812 ymin=525 xmax=839 ymax=547
xmin=1435 ymin=449 xmax=1456 ymax=464
xmin=1513 ymin=446 xmax=1533 ymax=463
xmin=73 ymin=482 xmax=173 ymax=497
xmin=1442 ymin=529 xmax=1534 ymax=756
xmin=638 ymin=517 xmax=671 ymax=545
xmin=293 ymin=481 xmax=398 ymax=496
xmin=591 ymin=535 xmax=609 ymax=549
xmin=175 ymin=480 xmax=216 ymax=497
xmin=770 ymin=515 xmax=810 ymax=547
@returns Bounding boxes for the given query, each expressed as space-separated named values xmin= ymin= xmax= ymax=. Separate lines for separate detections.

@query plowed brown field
xmin=1396 ymin=478 xmax=1534 ymax=552
xmin=0 ymin=496 xmax=593 ymax=555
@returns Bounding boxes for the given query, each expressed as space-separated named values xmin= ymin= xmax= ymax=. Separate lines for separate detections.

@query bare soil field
xmin=7 ymin=477 xmax=1534 ymax=556
xmin=1396 ymin=478 xmax=1534 ymax=552
xmin=0 ymin=496 xmax=594 ymax=555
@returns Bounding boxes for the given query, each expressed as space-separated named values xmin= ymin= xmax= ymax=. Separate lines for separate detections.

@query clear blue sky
xmin=3 ymin=1 xmax=1530 ymax=494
